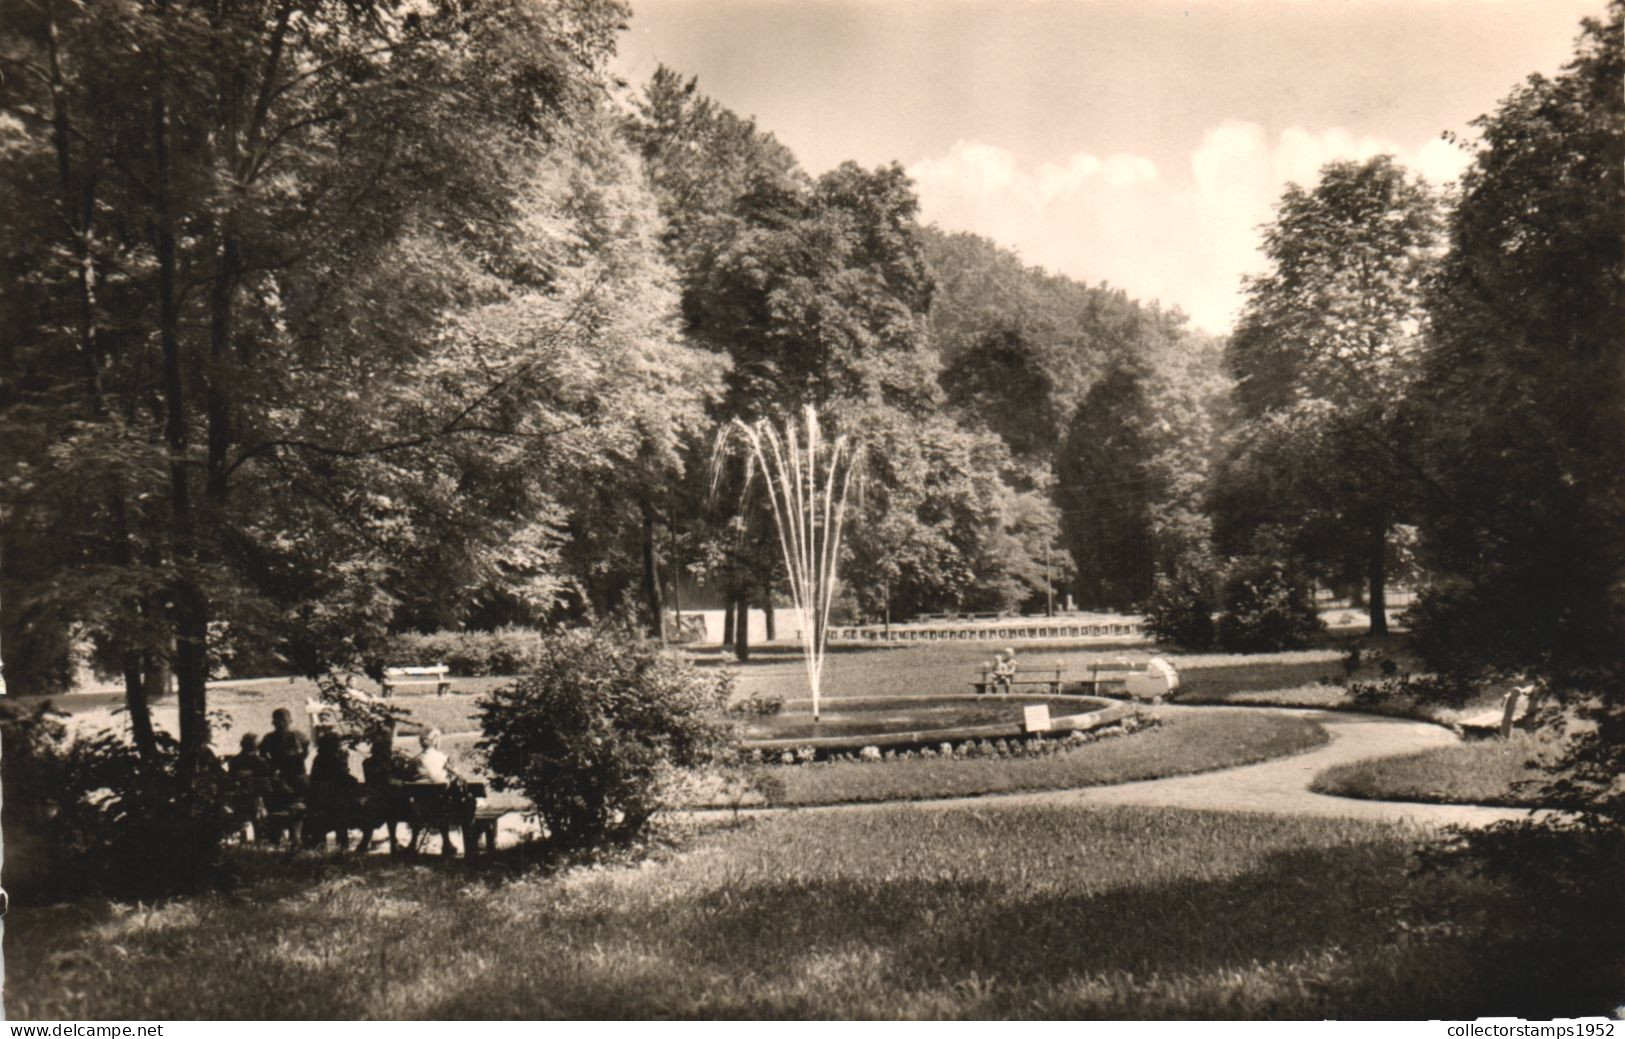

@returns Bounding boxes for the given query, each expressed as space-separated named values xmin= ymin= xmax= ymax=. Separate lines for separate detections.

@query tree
xmin=842 ymin=409 xmax=1069 ymax=620
xmin=0 ymin=0 xmax=685 ymax=774
xmin=1410 ymin=0 xmax=1623 ymax=759
xmin=1218 ymin=157 xmax=1443 ymax=634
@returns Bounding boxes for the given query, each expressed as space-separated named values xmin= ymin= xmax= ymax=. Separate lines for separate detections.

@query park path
xmin=776 ymin=706 xmax=1536 ymax=828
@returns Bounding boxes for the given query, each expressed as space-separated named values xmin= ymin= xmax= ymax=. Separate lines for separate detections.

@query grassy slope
xmin=1310 ymin=733 xmax=1560 ymax=807
xmin=736 ymin=711 xmax=1327 ymax=807
xmin=10 ymin=806 xmax=1620 ymax=1020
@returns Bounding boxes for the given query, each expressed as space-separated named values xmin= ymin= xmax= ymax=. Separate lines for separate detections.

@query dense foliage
xmin=1408 ymin=3 xmax=1624 ymax=832
xmin=1216 ymin=157 xmax=1442 ymax=635
xmin=477 ymin=617 xmax=733 ymax=851
xmin=0 ymin=700 xmax=234 ymax=902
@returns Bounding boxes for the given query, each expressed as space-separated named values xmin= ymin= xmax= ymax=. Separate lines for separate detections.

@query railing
xmin=826 ymin=620 xmax=1146 ymax=643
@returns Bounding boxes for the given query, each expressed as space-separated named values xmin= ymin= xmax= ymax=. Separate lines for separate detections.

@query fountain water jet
xmin=712 ymin=406 xmax=861 ymax=721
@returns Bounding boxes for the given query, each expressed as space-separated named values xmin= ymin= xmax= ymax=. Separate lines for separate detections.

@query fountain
xmin=712 ymin=405 xmax=861 ymax=721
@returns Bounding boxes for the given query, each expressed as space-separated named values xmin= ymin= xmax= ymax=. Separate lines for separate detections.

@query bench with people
xmin=227 ymin=709 xmax=505 ymax=857
xmin=972 ymin=648 xmax=1065 ymax=695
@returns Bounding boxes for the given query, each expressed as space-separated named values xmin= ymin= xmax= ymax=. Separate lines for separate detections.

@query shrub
xmin=383 ymin=626 xmax=540 ymax=677
xmin=0 ymin=700 xmax=235 ymax=902
xmin=1142 ymin=560 xmax=1218 ymax=650
xmin=1215 ymin=556 xmax=1323 ymax=652
xmin=477 ymin=617 xmax=733 ymax=852
xmin=1348 ymin=671 xmax=1476 ymax=711
xmin=0 ymin=700 xmax=74 ymax=898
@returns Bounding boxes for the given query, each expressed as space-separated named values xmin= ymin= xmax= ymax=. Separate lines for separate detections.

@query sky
xmin=613 ymin=0 xmax=1606 ymax=334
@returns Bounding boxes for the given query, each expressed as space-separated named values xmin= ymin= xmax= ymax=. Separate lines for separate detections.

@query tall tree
xmin=1057 ymin=327 xmax=1227 ymax=610
xmin=1218 ymin=156 xmax=1443 ymax=634
xmin=0 ymin=0 xmax=671 ymax=770
xmin=1410 ymin=3 xmax=1623 ymax=699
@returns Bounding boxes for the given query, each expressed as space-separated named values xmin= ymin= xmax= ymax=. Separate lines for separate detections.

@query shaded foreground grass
xmin=10 ymin=805 xmax=1620 ymax=1019
xmin=732 ymin=710 xmax=1326 ymax=807
xmin=1311 ymin=733 xmax=1561 ymax=807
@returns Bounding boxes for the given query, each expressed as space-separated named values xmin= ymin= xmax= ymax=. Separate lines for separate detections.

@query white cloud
xmin=908 ymin=124 xmax=1471 ymax=334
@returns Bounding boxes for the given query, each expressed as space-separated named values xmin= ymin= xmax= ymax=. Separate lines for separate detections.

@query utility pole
xmin=883 ymin=575 xmax=891 ymax=639
xmin=1045 ymin=543 xmax=1054 ymax=617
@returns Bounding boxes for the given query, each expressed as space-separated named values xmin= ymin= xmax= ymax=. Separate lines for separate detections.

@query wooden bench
xmin=382 ymin=664 xmax=451 ymax=698
xmin=973 ymin=664 xmax=1064 ymax=695
xmin=398 ymin=780 xmax=483 ymax=857
xmin=469 ymin=803 xmax=508 ymax=854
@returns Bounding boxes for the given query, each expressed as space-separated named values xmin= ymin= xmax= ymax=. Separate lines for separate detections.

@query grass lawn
xmin=723 ymin=710 xmax=1328 ymax=807
xmin=51 ymin=678 xmax=497 ymax=754
xmin=9 ymin=805 xmax=1620 ymax=1019
xmin=41 ymin=642 xmax=1355 ymax=756
xmin=1310 ymin=732 xmax=1561 ymax=807
xmin=722 ymin=641 xmax=1352 ymax=705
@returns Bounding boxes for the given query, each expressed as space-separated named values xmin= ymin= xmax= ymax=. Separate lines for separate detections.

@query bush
xmin=477 ymin=617 xmax=734 ymax=852
xmin=1347 ymin=671 xmax=1476 ymax=711
xmin=0 ymin=700 xmax=235 ymax=902
xmin=0 ymin=700 xmax=75 ymax=898
xmin=383 ymin=626 xmax=540 ymax=677
xmin=1142 ymin=561 xmax=1218 ymax=650
xmin=1215 ymin=556 xmax=1323 ymax=652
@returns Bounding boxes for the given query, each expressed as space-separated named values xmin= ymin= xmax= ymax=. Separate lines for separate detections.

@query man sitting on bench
xmin=992 ymin=648 xmax=1017 ymax=695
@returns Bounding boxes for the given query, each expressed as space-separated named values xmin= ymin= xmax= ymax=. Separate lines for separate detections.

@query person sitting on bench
xmin=306 ymin=731 xmax=362 ymax=851
xmin=227 ymin=734 xmax=271 ymax=839
xmin=414 ymin=728 xmax=459 ymax=784
xmin=992 ymin=648 xmax=1018 ymax=695
xmin=412 ymin=728 xmax=467 ymax=856
xmin=261 ymin=708 xmax=311 ymax=797
xmin=361 ymin=729 xmax=406 ymax=852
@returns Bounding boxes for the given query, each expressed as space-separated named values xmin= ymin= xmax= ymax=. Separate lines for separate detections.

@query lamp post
xmin=1045 ymin=543 xmax=1054 ymax=618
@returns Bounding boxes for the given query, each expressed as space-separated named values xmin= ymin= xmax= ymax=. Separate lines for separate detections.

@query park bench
xmin=399 ymin=780 xmax=483 ymax=857
xmin=972 ymin=662 xmax=1065 ymax=695
xmin=382 ymin=664 xmax=452 ymax=697
xmin=394 ymin=781 xmax=524 ymax=857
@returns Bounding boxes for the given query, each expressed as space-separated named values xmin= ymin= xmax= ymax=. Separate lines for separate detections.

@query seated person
xmin=413 ymin=728 xmax=459 ymax=784
xmin=305 ymin=731 xmax=362 ymax=851
xmin=412 ymin=728 xmax=466 ymax=857
xmin=992 ymin=648 xmax=1018 ymax=694
xmin=226 ymin=734 xmax=271 ymax=837
xmin=360 ymin=729 xmax=406 ymax=851
xmin=260 ymin=707 xmax=311 ymax=802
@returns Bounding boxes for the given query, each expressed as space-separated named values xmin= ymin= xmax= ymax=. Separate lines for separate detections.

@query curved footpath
xmin=756 ymin=706 xmax=1535 ymax=828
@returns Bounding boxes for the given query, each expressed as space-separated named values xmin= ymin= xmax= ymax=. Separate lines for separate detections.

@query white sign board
xmin=1023 ymin=704 xmax=1052 ymax=733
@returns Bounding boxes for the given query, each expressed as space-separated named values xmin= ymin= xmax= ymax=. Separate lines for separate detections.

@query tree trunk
xmin=722 ymin=599 xmax=735 ymax=646
xmin=763 ymin=595 xmax=775 ymax=641
xmin=733 ymin=596 xmax=750 ymax=662
xmin=1367 ymin=514 xmax=1388 ymax=637
xmin=122 ymin=657 xmax=161 ymax=767
xmin=640 ymin=500 xmax=666 ymax=643
xmin=153 ymin=75 xmax=210 ymax=774
xmin=669 ymin=561 xmax=683 ymax=641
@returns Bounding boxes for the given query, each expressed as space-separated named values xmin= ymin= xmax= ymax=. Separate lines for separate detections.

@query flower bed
xmin=751 ymin=713 xmax=1151 ymax=767
xmin=740 ymin=693 xmax=1130 ymax=759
